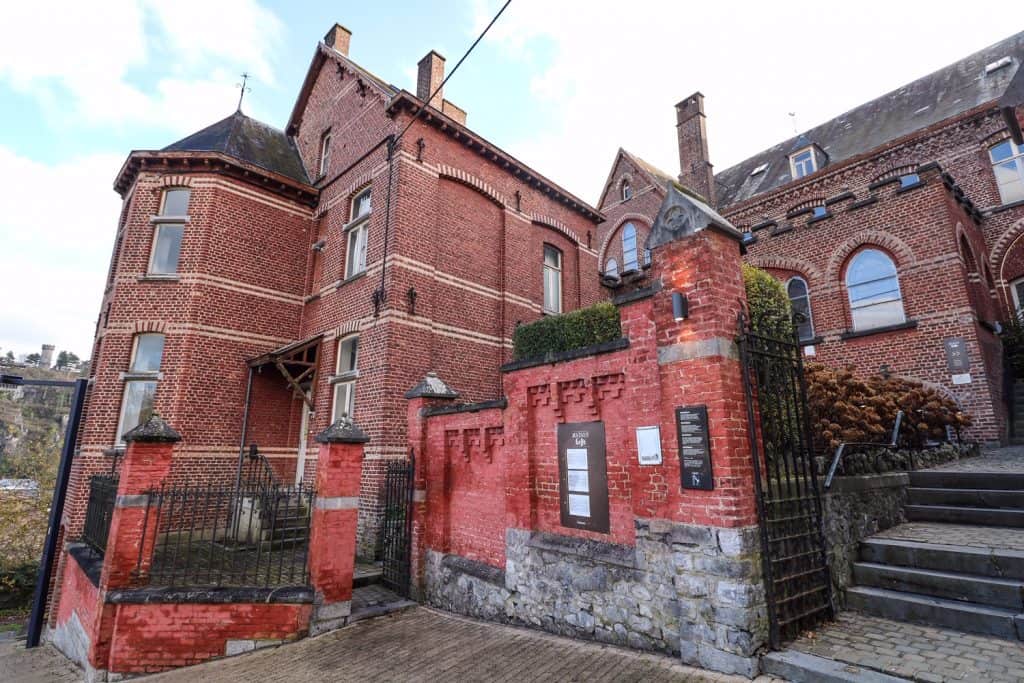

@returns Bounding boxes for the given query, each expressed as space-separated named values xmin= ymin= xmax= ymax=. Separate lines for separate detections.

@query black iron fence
xmin=137 ymin=481 xmax=315 ymax=588
xmin=381 ymin=454 xmax=414 ymax=597
xmin=81 ymin=475 xmax=118 ymax=555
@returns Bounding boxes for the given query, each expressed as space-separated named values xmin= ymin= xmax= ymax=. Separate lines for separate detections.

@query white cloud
xmin=472 ymin=0 xmax=1021 ymax=203
xmin=0 ymin=0 xmax=282 ymax=135
xmin=0 ymin=146 xmax=123 ymax=358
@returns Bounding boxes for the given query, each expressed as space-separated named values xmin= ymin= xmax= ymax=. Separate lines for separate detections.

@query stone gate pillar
xmin=308 ymin=417 xmax=368 ymax=635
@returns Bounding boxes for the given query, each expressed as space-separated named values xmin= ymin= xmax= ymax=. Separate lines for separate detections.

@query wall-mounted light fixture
xmin=672 ymin=292 xmax=689 ymax=321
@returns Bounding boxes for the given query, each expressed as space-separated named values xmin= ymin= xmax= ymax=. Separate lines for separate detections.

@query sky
xmin=0 ymin=0 xmax=1019 ymax=360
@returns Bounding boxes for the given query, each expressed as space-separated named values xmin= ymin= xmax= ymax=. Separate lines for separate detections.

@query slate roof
xmin=163 ymin=111 xmax=310 ymax=185
xmin=715 ymin=31 xmax=1024 ymax=208
xmin=623 ymin=149 xmax=675 ymax=186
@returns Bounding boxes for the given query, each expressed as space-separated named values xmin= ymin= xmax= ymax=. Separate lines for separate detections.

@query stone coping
xmin=820 ymin=472 xmax=909 ymax=494
xmin=439 ymin=554 xmax=505 ymax=587
xmin=525 ymin=530 xmax=635 ymax=569
xmin=105 ymin=585 xmax=314 ymax=604
xmin=423 ymin=398 xmax=507 ymax=417
xmin=68 ymin=543 xmax=103 ymax=588
xmin=611 ymin=281 xmax=662 ymax=306
xmin=500 ymin=337 xmax=630 ymax=373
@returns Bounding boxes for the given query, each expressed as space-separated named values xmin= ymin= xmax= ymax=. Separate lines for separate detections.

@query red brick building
xmin=598 ymin=31 xmax=1024 ymax=444
xmin=66 ymin=21 xmax=603 ymax=576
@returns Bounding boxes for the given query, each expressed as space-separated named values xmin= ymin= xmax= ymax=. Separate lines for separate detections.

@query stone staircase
xmin=1012 ymin=379 xmax=1024 ymax=444
xmin=846 ymin=469 xmax=1024 ymax=641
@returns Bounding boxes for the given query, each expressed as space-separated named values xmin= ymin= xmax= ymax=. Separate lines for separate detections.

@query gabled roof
xmin=596 ymin=148 xmax=674 ymax=208
xmin=716 ymin=31 xmax=1024 ymax=208
xmin=163 ymin=111 xmax=310 ymax=185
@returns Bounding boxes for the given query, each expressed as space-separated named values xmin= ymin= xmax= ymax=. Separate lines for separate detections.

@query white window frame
xmin=148 ymin=188 xmax=189 ymax=275
xmin=331 ymin=335 xmax=359 ymax=422
xmin=846 ymin=249 xmax=906 ymax=331
xmin=115 ymin=333 xmax=165 ymax=444
xmin=543 ymin=245 xmax=563 ymax=314
xmin=621 ymin=182 xmax=632 ymax=201
xmin=622 ymin=222 xmax=639 ymax=271
xmin=789 ymin=146 xmax=817 ymax=179
xmin=319 ymin=131 xmax=332 ymax=178
xmin=1010 ymin=277 xmax=1024 ymax=318
xmin=605 ymin=258 xmax=619 ymax=278
xmin=786 ymin=276 xmax=815 ymax=342
xmin=989 ymin=138 xmax=1024 ymax=205
xmin=344 ymin=187 xmax=371 ymax=279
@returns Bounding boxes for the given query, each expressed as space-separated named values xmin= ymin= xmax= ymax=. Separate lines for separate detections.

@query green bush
xmin=742 ymin=264 xmax=795 ymax=339
xmin=0 ymin=563 xmax=38 ymax=610
xmin=513 ymin=301 xmax=622 ymax=360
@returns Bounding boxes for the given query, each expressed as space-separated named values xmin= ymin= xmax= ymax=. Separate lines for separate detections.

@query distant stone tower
xmin=40 ymin=344 xmax=55 ymax=368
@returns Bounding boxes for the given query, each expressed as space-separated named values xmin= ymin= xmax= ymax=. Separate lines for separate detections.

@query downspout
xmin=234 ymin=366 xmax=255 ymax=497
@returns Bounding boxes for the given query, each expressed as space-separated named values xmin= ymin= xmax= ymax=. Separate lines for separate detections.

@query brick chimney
xmin=676 ymin=92 xmax=716 ymax=207
xmin=417 ymin=51 xmax=446 ymax=109
xmin=323 ymin=23 xmax=351 ymax=56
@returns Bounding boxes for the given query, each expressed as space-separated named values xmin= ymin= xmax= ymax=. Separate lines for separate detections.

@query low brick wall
xmin=821 ymin=473 xmax=908 ymax=607
xmin=424 ymin=520 xmax=768 ymax=678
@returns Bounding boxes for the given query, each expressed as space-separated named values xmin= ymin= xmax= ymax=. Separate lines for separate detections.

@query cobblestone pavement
xmin=0 ymin=641 xmax=80 ymax=683
xmin=788 ymin=612 xmax=1024 ymax=682
xmin=924 ymin=445 xmax=1024 ymax=473
xmin=873 ymin=521 xmax=1024 ymax=551
xmin=147 ymin=607 xmax=781 ymax=683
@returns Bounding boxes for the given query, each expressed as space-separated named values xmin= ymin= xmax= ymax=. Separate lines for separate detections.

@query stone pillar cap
xmin=316 ymin=416 xmax=370 ymax=444
xmin=123 ymin=413 xmax=182 ymax=443
xmin=404 ymin=371 xmax=459 ymax=399
xmin=647 ymin=182 xmax=744 ymax=250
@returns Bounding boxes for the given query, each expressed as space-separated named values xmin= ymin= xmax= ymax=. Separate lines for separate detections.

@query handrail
xmin=823 ymin=410 xmax=903 ymax=489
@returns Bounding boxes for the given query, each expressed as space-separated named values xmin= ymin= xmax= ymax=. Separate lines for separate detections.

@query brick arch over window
xmin=617 ymin=173 xmax=635 ymax=199
xmin=436 ymin=164 xmax=507 ymax=208
xmin=133 ymin=320 xmax=167 ymax=334
xmin=746 ymin=255 xmax=822 ymax=283
xmin=826 ymin=230 xmax=915 ymax=283
xmin=158 ymin=175 xmax=194 ymax=189
xmin=597 ymin=213 xmax=651 ymax=265
xmin=531 ymin=214 xmax=581 ymax=246
xmin=989 ymin=215 xmax=1024 ymax=276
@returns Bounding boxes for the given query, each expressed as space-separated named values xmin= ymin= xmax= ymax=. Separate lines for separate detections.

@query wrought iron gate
xmin=381 ymin=453 xmax=414 ymax=597
xmin=737 ymin=314 xmax=833 ymax=647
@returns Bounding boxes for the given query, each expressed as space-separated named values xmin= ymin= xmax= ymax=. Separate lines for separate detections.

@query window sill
xmin=840 ymin=319 xmax=918 ymax=340
xmin=988 ymin=198 xmax=1024 ymax=215
xmin=343 ymin=214 xmax=371 ymax=232
xmin=847 ymin=196 xmax=878 ymax=211
xmin=138 ymin=274 xmax=180 ymax=282
xmin=337 ymin=270 xmax=367 ymax=288
xmin=806 ymin=213 xmax=832 ymax=225
xmin=895 ymin=180 xmax=926 ymax=194
xmin=799 ymin=336 xmax=824 ymax=347
xmin=119 ymin=371 xmax=163 ymax=381
xmin=329 ymin=371 xmax=359 ymax=384
xmin=149 ymin=215 xmax=189 ymax=224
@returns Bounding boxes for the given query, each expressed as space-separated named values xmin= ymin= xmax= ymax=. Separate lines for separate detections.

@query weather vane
xmin=236 ymin=72 xmax=251 ymax=112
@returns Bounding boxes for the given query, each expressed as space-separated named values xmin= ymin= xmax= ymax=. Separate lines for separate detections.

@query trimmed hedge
xmin=742 ymin=263 xmax=794 ymax=339
xmin=513 ymin=301 xmax=622 ymax=360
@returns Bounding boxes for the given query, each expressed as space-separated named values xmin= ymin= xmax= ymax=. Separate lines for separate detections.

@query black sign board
xmin=557 ymin=422 xmax=609 ymax=533
xmin=944 ymin=337 xmax=970 ymax=373
xmin=676 ymin=405 xmax=713 ymax=490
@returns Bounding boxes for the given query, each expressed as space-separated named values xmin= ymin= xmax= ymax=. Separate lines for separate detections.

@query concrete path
xmin=926 ymin=445 xmax=1024 ymax=473
xmin=0 ymin=641 xmax=80 ymax=683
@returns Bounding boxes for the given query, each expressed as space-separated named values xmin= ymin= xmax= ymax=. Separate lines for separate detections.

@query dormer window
xmin=621 ymin=182 xmax=633 ymax=201
xmin=790 ymin=147 xmax=817 ymax=179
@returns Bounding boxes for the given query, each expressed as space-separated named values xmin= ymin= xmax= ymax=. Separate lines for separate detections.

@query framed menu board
xmin=557 ymin=422 xmax=609 ymax=533
xmin=676 ymin=405 xmax=713 ymax=491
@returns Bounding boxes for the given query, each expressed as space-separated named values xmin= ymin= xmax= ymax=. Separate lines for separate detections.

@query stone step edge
xmin=905 ymin=504 xmax=1024 ymax=526
xmin=860 ymin=537 xmax=1024 ymax=580
xmin=852 ymin=561 xmax=1024 ymax=607
xmin=761 ymin=650 xmax=912 ymax=683
xmin=907 ymin=487 xmax=1024 ymax=509
xmin=846 ymin=586 xmax=1022 ymax=640
xmin=907 ymin=472 xmax=1024 ymax=490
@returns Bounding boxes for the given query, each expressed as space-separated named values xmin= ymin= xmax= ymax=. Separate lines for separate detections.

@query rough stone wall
xmin=425 ymin=520 xmax=766 ymax=678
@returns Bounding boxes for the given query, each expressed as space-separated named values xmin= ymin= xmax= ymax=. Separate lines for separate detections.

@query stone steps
xmin=907 ymin=471 xmax=1024 ymax=490
xmin=761 ymin=650 xmax=911 ymax=682
xmin=859 ymin=537 xmax=1024 ymax=580
xmin=905 ymin=504 xmax=1024 ymax=527
xmin=846 ymin=586 xmax=1022 ymax=640
xmin=907 ymin=487 xmax=1022 ymax=508
xmin=852 ymin=561 xmax=1024 ymax=609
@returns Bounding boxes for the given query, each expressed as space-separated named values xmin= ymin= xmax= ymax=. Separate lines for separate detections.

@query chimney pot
xmin=417 ymin=51 xmax=446 ymax=109
xmin=324 ymin=23 xmax=352 ymax=56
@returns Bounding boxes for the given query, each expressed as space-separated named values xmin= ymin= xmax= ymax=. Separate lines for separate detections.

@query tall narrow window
xmin=1010 ymin=277 xmax=1024 ymax=318
xmin=345 ymin=187 xmax=371 ymax=279
xmin=846 ymin=249 xmax=906 ymax=331
xmin=990 ymin=139 xmax=1024 ymax=205
xmin=605 ymin=258 xmax=619 ymax=277
xmin=621 ymin=222 xmax=639 ymax=271
xmin=790 ymin=147 xmax=817 ymax=179
xmin=621 ymin=182 xmax=632 ymax=201
xmin=543 ymin=245 xmax=562 ymax=314
xmin=116 ymin=333 xmax=165 ymax=443
xmin=319 ymin=130 xmax=332 ymax=178
xmin=149 ymin=189 xmax=189 ymax=274
xmin=787 ymin=277 xmax=814 ymax=341
xmin=331 ymin=335 xmax=359 ymax=421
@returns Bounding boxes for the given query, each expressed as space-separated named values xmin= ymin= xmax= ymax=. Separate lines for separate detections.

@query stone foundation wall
xmin=821 ymin=473 xmax=907 ymax=606
xmin=424 ymin=519 xmax=767 ymax=678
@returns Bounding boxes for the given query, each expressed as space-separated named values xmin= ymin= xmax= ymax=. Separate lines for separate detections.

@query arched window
xmin=990 ymin=139 xmax=1024 ymax=205
xmin=542 ymin=245 xmax=562 ymax=314
xmin=621 ymin=182 xmax=632 ymax=201
xmin=846 ymin=249 xmax=906 ymax=331
xmin=622 ymin=222 xmax=638 ymax=271
xmin=605 ymin=258 xmax=618 ymax=277
xmin=786 ymin=277 xmax=814 ymax=341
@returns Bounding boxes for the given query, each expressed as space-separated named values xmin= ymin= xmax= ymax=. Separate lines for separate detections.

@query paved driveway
xmin=146 ymin=607 xmax=770 ymax=683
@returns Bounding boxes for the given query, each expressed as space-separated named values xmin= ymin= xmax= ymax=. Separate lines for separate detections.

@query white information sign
xmin=635 ymin=426 xmax=662 ymax=465
xmin=567 ymin=470 xmax=590 ymax=492
xmin=566 ymin=448 xmax=588 ymax=470
xmin=567 ymin=493 xmax=591 ymax=517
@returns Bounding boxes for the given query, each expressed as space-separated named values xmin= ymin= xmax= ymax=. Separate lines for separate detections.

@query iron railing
xmin=380 ymin=454 xmax=414 ymax=597
xmin=138 ymin=481 xmax=314 ymax=588
xmin=81 ymin=475 xmax=118 ymax=555
xmin=823 ymin=410 xmax=904 ymax=489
